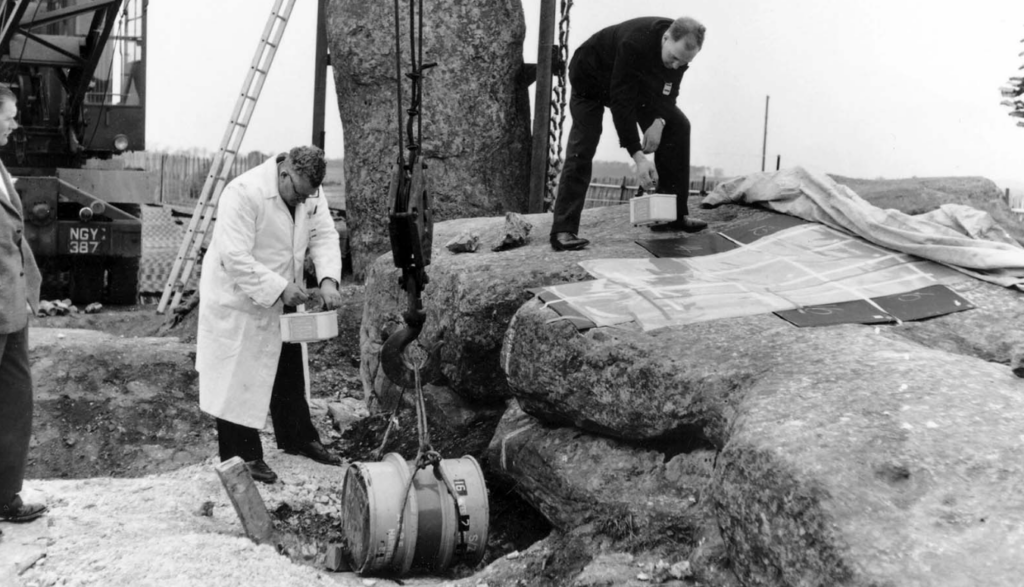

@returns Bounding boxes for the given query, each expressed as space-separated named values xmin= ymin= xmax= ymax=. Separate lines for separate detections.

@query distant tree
xmin=1000 ymin=33 xmax=1024 ymax=127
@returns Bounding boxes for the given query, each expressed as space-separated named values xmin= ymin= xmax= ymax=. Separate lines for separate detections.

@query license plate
xmin=60 ymin=225 xmax=109 ymax=255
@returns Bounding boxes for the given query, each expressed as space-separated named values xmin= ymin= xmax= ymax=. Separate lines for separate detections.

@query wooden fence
xmin=584 ymin=175 xmax=719 ymax=209
xmin=117 ymin=151 xmax=269 ymax=204
xmin=1010 ymin=191 xmax=1024 ymax=221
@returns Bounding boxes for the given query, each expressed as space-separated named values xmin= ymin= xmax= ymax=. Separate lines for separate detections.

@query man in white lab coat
xmin=196 ymin=146 xmax=342 ymax=484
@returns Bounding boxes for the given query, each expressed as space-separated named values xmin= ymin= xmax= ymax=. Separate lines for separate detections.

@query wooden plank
xmin=214 ymin=456 xmax=276 ymax=544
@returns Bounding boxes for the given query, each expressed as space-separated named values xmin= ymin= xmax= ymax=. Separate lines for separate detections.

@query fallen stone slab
xmin=712 ymin=328 xmax=1024 ymax=587
xmin=503 ymin=299 xmax=779 ymax=442
xmin=361 ymin=204 xmax=635 ymax=409
xmin=486 ymin=401 xmax=709 ymax=531
xmin=359 ymin=195 xmax=759 ymax=409
xmin=503 ymin=295 xmax=1024 ymax=585
xmin=485 ymin=402 xmax=736 ymax=583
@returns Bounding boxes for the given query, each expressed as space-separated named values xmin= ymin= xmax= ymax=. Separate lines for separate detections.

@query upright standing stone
xmin=326 ymin=0 xmax=532 ymax=277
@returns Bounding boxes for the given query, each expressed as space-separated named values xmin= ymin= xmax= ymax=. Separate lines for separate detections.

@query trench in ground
xmin=26 ymin=295 xmax=553 ymax=580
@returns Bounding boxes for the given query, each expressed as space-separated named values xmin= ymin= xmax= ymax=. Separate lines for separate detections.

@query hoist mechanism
xmin=380 ymin=0 xmax=441 ymax=389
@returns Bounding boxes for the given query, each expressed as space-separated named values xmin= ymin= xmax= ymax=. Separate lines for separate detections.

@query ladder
xmin=156 ymin=0 xmax=296 ymax=313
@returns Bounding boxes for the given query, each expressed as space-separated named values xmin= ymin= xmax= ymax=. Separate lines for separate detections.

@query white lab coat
xmin=196 ymin=156 xmax=341 ymax=429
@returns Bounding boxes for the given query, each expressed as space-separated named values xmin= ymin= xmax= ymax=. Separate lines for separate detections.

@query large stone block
xmin=504 ymin=298 xmax=1024 ymax=585
xmin=360 ymin=206 xmax=634 ymax=409
xmin=326 ymin=0 xmax=532 ymax=277
xmin=485 ymin=401 xmax=710 ymax=532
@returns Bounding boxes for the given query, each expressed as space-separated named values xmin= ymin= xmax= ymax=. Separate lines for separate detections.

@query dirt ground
xmin=14 ymin=282 xmax=563 ymax=586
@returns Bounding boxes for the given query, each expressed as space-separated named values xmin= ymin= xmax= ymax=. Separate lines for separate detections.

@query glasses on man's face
xmin=286 ymin=172 xmax=318 ymax=199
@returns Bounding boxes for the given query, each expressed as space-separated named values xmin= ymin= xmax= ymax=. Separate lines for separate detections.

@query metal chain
xmin=386 ymin=359 xmax=471 ymax=569
xmin=544 ymin=0 xmax=573 ymax=210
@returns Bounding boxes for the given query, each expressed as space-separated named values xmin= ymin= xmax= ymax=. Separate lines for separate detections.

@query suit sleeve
xmin=306 ymin=193 xmax=342 ymax=286
xmin=212 ymin=184 xmax=288 ymax=307
xmin=608 ymin=40 xmax=646 ymax=157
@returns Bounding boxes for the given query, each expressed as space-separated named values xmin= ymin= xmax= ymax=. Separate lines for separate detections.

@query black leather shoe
xmin=284 ymin=440 xmax=342 ymax=466
xmin=1 ymin=494 xmax=47 ymax=523
xmin=649 ymin=216 xmax=708 ymax=233
xmin=550 ymin=232 xmax=589 ymax=251
xmin=244 ymin=459 xmax=278 ymax=484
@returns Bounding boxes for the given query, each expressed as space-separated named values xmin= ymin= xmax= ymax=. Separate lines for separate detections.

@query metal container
xmin=279 ymin=310 xmax=339 ymax=343
xmin=341 ymin=453 xmax=489 ymax=576
xmin=630 ymin=193 xmax=677 ymax=226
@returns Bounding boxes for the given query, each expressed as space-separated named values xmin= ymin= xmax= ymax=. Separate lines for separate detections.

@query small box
xmin=279 ymin=311 xmax=339 ymax=343
xmin=630 ymin=194 xmax=677 ymax=226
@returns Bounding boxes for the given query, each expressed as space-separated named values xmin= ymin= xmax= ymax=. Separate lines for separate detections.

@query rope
xmin=544 ymin=0 xmax=573 ymax=210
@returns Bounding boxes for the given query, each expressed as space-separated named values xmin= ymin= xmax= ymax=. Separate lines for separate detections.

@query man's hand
xmin=280 ymin=283 xmax=310 ymax=307
xmin=633 ymin=152 xmax=658 ymax=192
xmin=319 ymin=279 xmax=343 ymax=310
xmin=641 ymin=118 xmax=665 ymax=154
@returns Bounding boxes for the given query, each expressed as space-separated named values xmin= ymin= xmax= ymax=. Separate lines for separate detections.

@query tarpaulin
xmin=538 ymin=223 xmax=964 ymax=330
xmin=702 ymin=167 xmax=1024 ymax=290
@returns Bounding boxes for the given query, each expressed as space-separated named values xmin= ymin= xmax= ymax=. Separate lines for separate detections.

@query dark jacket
xmin=570 ymin=17 xmax=687 ymax=156
xmin=0 ymin=160 xmax=41 ymax=334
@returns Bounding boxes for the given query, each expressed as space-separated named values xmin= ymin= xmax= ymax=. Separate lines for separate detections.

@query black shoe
xmin=1 ymin=494 xmax=47 ymax=523
xmin=283 ymin=440 xmax=342 ymax=466
xmin=550 ymin=232 xmax=589 ymax=251
xmin=244 ymin=459 xmax=278 ymax=484
xmin=649 ymin=216 xmax=708 ymax=233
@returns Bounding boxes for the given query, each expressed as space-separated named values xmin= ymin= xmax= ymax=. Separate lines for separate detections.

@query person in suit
xmin=196 ymin=146 xmax=343 ymax=484
xmin=550 ymin=16 xmax=708 ymax=251
xmin=0 ymin=84 xmax=48 ymax=524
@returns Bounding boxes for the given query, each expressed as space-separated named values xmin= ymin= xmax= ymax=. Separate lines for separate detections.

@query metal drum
xmin=340 ymin=452 xmax=418 ymax=575
xmin=410 ymin=455 xmax=490 ymax=571
xmin=341 ymin=453 xmax=489 ymax=576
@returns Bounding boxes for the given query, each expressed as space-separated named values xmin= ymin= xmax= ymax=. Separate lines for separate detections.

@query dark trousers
xmin=216 ymin=341 xmax=321 ymax=462
xmin=551 ymin=91 xmax=692 ymax=235
xmin=0 ymin=326 xmax=32 ymax=505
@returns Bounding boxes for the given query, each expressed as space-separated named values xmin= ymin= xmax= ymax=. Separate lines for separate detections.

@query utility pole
xmin=761 ymin=95 xmax=769 ymax=172
xmin=528 ymin=0 xmax=557 ymax=213
xmin=311 ymin=0 xmax=328 ymax=149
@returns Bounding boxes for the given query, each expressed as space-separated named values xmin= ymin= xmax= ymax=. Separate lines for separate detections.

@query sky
xmin=148 ymin=0 xmax=1024 ymax=188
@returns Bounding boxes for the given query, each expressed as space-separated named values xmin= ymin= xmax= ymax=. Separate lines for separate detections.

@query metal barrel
xmin=340 ymin=453 xmax=418 ymax=575
xmin=414 ymin=455 xmax=489 ymax=570
xmin=342 ymin=454 xmax=490 ymax=576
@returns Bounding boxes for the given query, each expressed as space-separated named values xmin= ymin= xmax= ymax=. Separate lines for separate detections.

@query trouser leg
xmin=551 ymin=92 xmax=605 ymax=235
xmin=216 ymin=418 xmax=263 ymax=462
xmin=269 ymin=342 xmax=320 ymax=450
xmin=654 ymin=109 xmax=692 ymax=218
xmin=0 ymin=327 xmax=32 ymax=505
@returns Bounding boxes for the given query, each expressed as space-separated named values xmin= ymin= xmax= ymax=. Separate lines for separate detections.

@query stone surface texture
xmin=360 ymin=181 xmax=1024 ymax=585
xmin=359 ymin=205 xmax=646 ymax=408
xmin=326 ymin=0 xmax=532 ymax=277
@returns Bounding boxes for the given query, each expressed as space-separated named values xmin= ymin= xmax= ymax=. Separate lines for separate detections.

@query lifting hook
xmin=380 ymin=157 xmax=442 ymax=389
xmin=380 ymin=0 xmax=440 ymax=389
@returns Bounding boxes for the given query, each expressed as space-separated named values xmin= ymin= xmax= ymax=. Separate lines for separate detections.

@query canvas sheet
xmin=538 ymin=223 xmax=964 ymax=331
xmin=702 ymin=167 xmax=1024 ymax=290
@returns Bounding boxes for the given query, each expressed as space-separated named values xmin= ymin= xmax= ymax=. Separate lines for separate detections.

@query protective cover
xmin=539 ymin=223 xmax=965 ymax=330
xmin=702 ymin=167 xmax=1024 ymax=290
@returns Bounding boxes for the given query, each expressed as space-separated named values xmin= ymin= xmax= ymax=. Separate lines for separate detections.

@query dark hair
xmin=668 ymin=17 xmax=706 ymax=49
xmin=0 ymin=84 xmax=16 ymax=106
xmin=287 ymin=145 xmax=327 ymax=188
